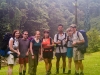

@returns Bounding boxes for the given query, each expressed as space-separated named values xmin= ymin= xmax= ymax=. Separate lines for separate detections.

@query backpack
xmin=77 ymin=30 xmax=88 ymax=54
xmin=0 ymin=32 xmax=12 ymax=57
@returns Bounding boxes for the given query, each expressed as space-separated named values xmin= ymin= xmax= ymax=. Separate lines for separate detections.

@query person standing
xmin=54 ymin=24 xmax=67 ymax=74
xmin=66 ymin=28 xmax=73 ymax=74
xmin=29 ymin=31 xmax=42 ymax=75
xmin=70 ymin=24 xmax=85 ymax=75
xmin=18 ymin=31 xmax=30 ymax=75
xmin=42 ymin=30 xmax=54 ymax=75
xmin=7 ymin=30 xmax=20 ymax=75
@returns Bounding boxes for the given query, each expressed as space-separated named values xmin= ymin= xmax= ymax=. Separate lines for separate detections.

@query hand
xmin=26 ymin=52 xmax=29 ymax=56
xmin=32 ymin=55 xmax=34 ymax=59
xmin=72 ymin=41 xmax=77 ymax=46
xmin=39 ymin=54 xmax=43 ymax=59
xmin=57 ymin=40 xmax=61 ymax=44
xmin=17 ymin=51 xmax=20 ymax=55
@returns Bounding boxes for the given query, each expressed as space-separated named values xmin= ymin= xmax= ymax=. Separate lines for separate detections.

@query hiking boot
xmin=80 ymin=72 xmax=84 ymax=75
xmin=67 ymin=70 xmax=71 ymax=74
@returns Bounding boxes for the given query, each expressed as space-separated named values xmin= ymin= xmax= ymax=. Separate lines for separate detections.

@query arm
xmin=30 ymin=42 xmax=34 ymax=55
xmin=54 ymin=34 xmax=61 ymax=44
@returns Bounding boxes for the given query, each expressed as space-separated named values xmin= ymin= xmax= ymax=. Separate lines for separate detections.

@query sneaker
xmin=80 ymin=72 xmax=84 ymax=75
xmin=67 ymin=70 xmax=71 ymax=74
xmin=74 ymin=72 xmax=79 ymax=75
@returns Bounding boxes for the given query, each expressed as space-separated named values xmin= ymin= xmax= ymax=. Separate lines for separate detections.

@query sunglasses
xmin=24 ymin=34 xmax=28 ymax=35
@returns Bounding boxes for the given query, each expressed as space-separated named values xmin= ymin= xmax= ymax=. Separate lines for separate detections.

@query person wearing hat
xmin=41 ymin=29 xmax=54 ymax=75
xmin=66 ymin=28 xmax=73 ymax=74
xmin=70 ymin=24 xmax=85 ymax=75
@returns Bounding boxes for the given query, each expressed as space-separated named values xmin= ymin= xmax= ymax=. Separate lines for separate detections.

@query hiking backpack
xmin=77 ymin=30 xmax=88 ymax=53
xmin=0 ymin=32 xmax=12 ymax=57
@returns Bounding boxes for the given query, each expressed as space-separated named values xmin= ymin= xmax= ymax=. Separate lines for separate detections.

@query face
xmin=35 ymin=31 xmax=40 ymax=39
xmin=70 ymin=27 xmax=76 ymax=33
xmin=44 ymin=32 xmax=49 ymax=38
xmin=23 ymin=32 xmax=28 ymax=39
xmin=67 ymin=29 xmax=73 ymax=36
xmin=15 ymin=31 xmax=20 ymax=38
xmin=58 ymin=26 xmax=63 ymax=32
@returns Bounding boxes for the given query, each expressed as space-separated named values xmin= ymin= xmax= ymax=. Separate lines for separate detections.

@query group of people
xmin=7 ymin=24 xmax=85 ymax=75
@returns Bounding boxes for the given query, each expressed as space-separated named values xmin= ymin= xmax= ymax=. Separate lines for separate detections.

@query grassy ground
xmin=0 ymin=52 xmax=100 ymax=75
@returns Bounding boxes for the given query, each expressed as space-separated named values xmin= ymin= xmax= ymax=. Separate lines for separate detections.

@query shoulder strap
xmin=64 ymin=33 xmax=67 ymax=39
xmin=57 ymin=34 xmax=59 ymax=41
xmin=50 ymin=38 xmax=52 ymax=45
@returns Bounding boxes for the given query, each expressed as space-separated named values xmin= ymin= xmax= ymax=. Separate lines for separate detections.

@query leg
xmin=48 ymin=59 xmax=52 ymax=74
xmin=62 ymin=55 xmax=66 ymax=73
xmin=44 ymin=58 xmax=49 ymax=73
xmin=67 ymin=58 xmax=72 ymax=74
xmin=19 ymin=64 xmax=23 ymax=75
xmin=23 ymin=57 xmax=28 ymax=75
xmin=56 ymin=56 xmax=60 ymax=74
xmin=78 ymin=60 xmax=84 ymax=75
xmin=8 ymin=64 xmax=13 ymax=75
xmin=74 ymin=60 xmax=79 ymax=74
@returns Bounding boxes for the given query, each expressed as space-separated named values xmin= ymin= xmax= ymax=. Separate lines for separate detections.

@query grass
xmin=0 ymin=52 xmax=100 ymax=75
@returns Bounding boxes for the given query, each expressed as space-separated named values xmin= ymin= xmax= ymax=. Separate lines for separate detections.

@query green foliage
xmin=87 ymin=28 xmax=100 ymax=52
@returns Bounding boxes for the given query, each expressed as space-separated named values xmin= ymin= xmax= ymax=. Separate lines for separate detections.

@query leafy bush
xmin=87 ymin=28 xmax=100 ymax=52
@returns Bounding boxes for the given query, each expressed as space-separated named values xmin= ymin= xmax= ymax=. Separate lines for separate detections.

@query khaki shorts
xmin=7 ymin=54 xmax=16 ymax=65
xmin=73 ymin=47 xmax=84 ymax=61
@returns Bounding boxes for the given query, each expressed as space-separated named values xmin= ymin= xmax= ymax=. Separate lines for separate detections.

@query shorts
xmin=43 ymin=51 xmax=53 ymax=59
xmin=66 ymin=47 xmax=73 ymax=58
xmin=55 ymin=53 xmax=66 ymax=58
xmin=19 ymin=57 xmax=28 ymax=64
xmin=73 ymin=47 xmax=84 ymax=61
xmin=7 ymin=54 xmax=16 ymax=65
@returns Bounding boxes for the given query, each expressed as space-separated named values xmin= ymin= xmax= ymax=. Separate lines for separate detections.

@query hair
xmin=43 ymin=29 xmax=49 ymax=38
xmin=12 ymin=30 xmax=20 ymax=38
xmin=22 ymin=31 xmax=28 ymax=34
xmin=58 ymin=24 xmax=63 ymax=27
xmin=35 ymin=31 xmax=40 ymax=35
xmin=66 ymin=28 xmax=71 ymax=32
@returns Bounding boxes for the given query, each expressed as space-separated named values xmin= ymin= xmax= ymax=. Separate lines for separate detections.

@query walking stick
xmin=0 ymin=55 xmax=1 ymax=70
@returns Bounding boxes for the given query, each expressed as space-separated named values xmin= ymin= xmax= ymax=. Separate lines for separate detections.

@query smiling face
xmin=58 ymin=25 xmax=63 ymax=33
xmin=23 ymin=31 xmax=28 ymax=39
xmin=14 ymin=30 xmax=20 ymax=38
xmin=35 ymin=31 xmax=40 ymax=39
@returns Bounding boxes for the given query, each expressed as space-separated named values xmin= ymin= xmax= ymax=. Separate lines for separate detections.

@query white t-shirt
xmin=9 ymin=37 xmax=19 ymax=53
xmin=72 ymin=31 xmax=84 ymax=45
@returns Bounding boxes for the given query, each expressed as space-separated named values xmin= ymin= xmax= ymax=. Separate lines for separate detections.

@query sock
xmin=19 ymin=73 xmax=22 ymax=75
xmin=63 ymin=68 xmax=65 ymax=73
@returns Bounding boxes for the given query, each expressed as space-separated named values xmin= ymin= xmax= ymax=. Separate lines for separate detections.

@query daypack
xmin=77 ymin=30 xmax=88 ymax=53
xmin=0 ymin=32 xmax=12 ymax=57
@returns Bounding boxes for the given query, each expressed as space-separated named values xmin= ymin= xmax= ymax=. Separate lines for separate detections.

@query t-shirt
xmin=9 ymin=37 xmax=19 ymax=53
xmin=72 ymin=31 xmax=84 ymax=47
xmin=19 ymin=38 xmax=30 ymax=57
xmin=67 ymin=36 xmax=73 ymax=47
xmin=54 ymin=33 xmax=67 ymax=53
xmin=31 ymin=39 xmax=41 ymax=55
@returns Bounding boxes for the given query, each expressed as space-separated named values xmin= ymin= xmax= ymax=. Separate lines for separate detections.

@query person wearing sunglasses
xmin=18 ymin=31 xmax=30 ymax=75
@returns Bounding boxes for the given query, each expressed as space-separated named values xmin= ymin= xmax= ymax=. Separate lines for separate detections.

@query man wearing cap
xmin=70 ymin=24 xmax=85 ymax=75
xmin=54 ymin=24 xmax=67 ymax=74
